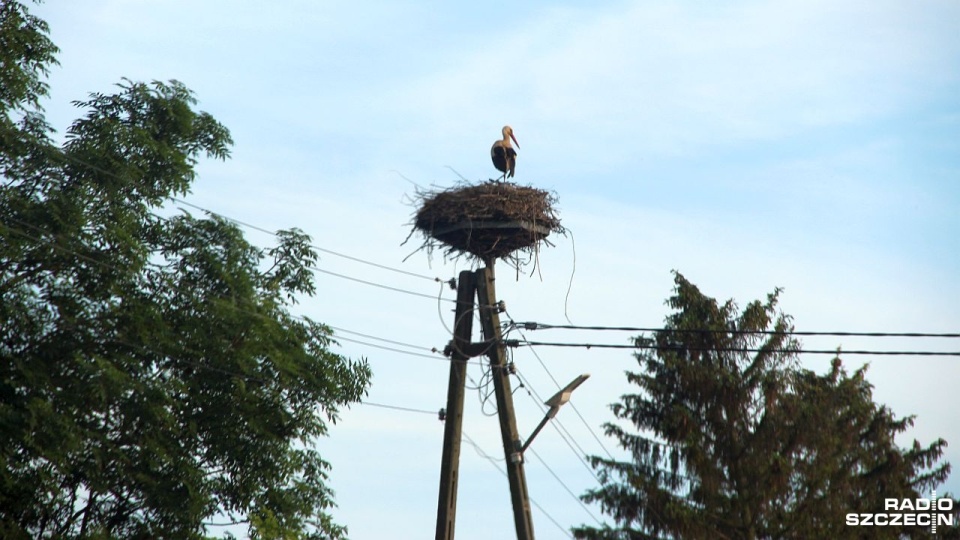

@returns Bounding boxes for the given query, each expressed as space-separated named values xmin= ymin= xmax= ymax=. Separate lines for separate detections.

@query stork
xmin=490 ymin=125 xmax=519 ymax=181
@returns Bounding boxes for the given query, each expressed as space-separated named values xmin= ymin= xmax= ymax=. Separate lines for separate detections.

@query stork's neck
xmin=502 ymin=133 xmax=513 ymax=147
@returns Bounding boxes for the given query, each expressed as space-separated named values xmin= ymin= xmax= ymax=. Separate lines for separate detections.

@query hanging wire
xmin=15 ymin=148 xmax=456 ymax=304
xmin=477 ymin=361 xmax=498 ymax=417
xmin=171 ymin=196 xmax=439 ymax=282
xmin=513 ymin=368 xmax=604 ymax=486
xmin=504 ymin=309 xmax=619 ymax=461
xmin=460 ymin=431 xmax=576 ymax=539
xmin=14 ymin=143 xmax=444 ymax=285
xmin=360 ymin=401 xmax=436 ymax=416
xmin=332 ymin=335 xmax=443 ymax=361
xmin=312 ymin=266 xmax=452 ymax=302
xmin=327 ymin=325 xmax=440 ymax=354
xmin=510 ymin=321 xmax=960 ymax=339
xmin=1 ymin=219 xmax=447 ymax=362
xmin=513 ymin=365 xmax=698 ymax=487
xmin=526 ymin=444 xmax=604 ymax=526
xmin=355 ymin=399 xmax=699 ymax=533
xmin=506 ymin=339 xmax=960 ymax=356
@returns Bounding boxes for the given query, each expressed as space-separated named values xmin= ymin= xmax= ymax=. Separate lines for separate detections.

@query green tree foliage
xmin=0 ymin=2 xmax=371 ymax=538
xmin=574 ymin=272 xmax=956 ymax=539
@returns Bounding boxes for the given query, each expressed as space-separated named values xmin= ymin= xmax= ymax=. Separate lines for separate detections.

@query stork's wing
xmin=491 ymin=143 xmax=509 ymax=174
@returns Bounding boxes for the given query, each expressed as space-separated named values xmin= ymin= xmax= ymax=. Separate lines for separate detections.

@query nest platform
xmin=408 ymin=181 xmax=563 ymax=267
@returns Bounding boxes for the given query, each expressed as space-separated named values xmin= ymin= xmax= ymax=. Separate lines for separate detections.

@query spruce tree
xmin=573 ymin=272 xmax=955 ymax=539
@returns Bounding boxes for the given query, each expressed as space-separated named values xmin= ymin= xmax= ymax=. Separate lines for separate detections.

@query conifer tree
xmin=573 ymin=272 xmax=956 ymax=539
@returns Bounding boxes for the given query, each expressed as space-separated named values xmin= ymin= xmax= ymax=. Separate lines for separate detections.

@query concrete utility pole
xmin=435 ymin=270 xmax=476 ymax=540
xmin=476 ymin=266 xmax=536 ymax=540
xmin=434 ymin=266 xmax=536 ymax=540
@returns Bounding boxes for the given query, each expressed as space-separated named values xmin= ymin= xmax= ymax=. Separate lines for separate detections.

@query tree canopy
xmin=1 ymin=2 xmax=371 ymax=538
xmin=574 ymin=272 xmax=956 ymax=540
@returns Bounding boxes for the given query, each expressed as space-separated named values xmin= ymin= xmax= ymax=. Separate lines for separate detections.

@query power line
xmin=505 ymin=339 xmax=960 ymax=357
xmin=8 ymin=160 xmax=572 ymax=536
xmin=514 ymin=367 xmax=604 ymax=484
xmin=1 ymin=230 xmax=438 ymax=407
xmin=25 ymin=151 xmax=959 ymax=354
xmin=360 ymin=394 xmax=695 ymax=492
xmin=6 ymin=208 xmax=447 ymax=308
xmin=513 ymin=366 xmax=702 ymax=488
xmin=312 ymin=266 xmax=453 ymax=302
xmin=356 ymin=400 xmax=598 ymax=535
xmin=503 ymin=333 xmax=824 ymax=488
xmin=363 ymin=396 xmax=590 ymax=536
xmin=526 ymin=445 xmax=603 ymax=526
xmin=169 ymin=196 xmax=443 ymax=283
xmin=21 ymin=146 xmax=960 ymax=350
xmin=436 ymin=279 xmax=463 ymax=337
xmin=460 ymin=431 xmax=576 ymax=539
xmin=514 ymin=363 xmax=702 ymax=489
xmin=512 ymin=363 xmax=706 ymax=505
xmin=327 ymin=324 xmax=440 ymax=354
xmin=2 ymin=219 xmax=448 ymax=363
xmin=20 ymin=149 xmax=454 ymax=303
xmin=361 ymin=401 xmax=437 ymax=416
xmin=4 ymin=209 xmax=483 ymax=387
xmin=0 ymin=241 xmax=569 ymax=537
xmin=511 ymin=321 xmax=960 ymax=339
xmin=505 ymin=309 xmax=619 ymax=462
xmin=16 ymin=145 xmax=441 ymax=285
xmin=466 ymin=314 xmax=740 ymax=500
xmin=0 ymin=221 xmax=810 ymax=510
xmin=333 ymin=335 xmax=445 ymax=361
xmin=15 ymin=211 xmax=952 ymax=360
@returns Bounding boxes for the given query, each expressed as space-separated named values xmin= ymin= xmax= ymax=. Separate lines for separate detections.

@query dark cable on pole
xmin=504 ymin=339 xmax=960 ymax=356
xmin=510 ymin=321 xmax=960 ymax=339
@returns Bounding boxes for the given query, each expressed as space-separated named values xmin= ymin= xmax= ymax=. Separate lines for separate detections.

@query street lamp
xmin=520 ymin=373 xmax=590 ymax=454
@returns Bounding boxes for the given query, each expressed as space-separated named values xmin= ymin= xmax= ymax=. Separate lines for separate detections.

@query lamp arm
xmin=520 ymin=406 xmax=559 ymax=454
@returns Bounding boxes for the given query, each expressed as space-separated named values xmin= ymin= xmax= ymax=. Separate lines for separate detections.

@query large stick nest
xmin=406 ymin=180 xmax=564 ymax=269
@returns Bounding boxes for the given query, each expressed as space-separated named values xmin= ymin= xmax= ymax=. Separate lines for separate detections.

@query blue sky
xmin=32 ymin=0 xmax=960 ymax=538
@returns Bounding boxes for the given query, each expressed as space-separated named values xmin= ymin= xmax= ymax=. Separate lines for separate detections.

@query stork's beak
xmin=511 ymin=132 xmax=519 ymax=149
